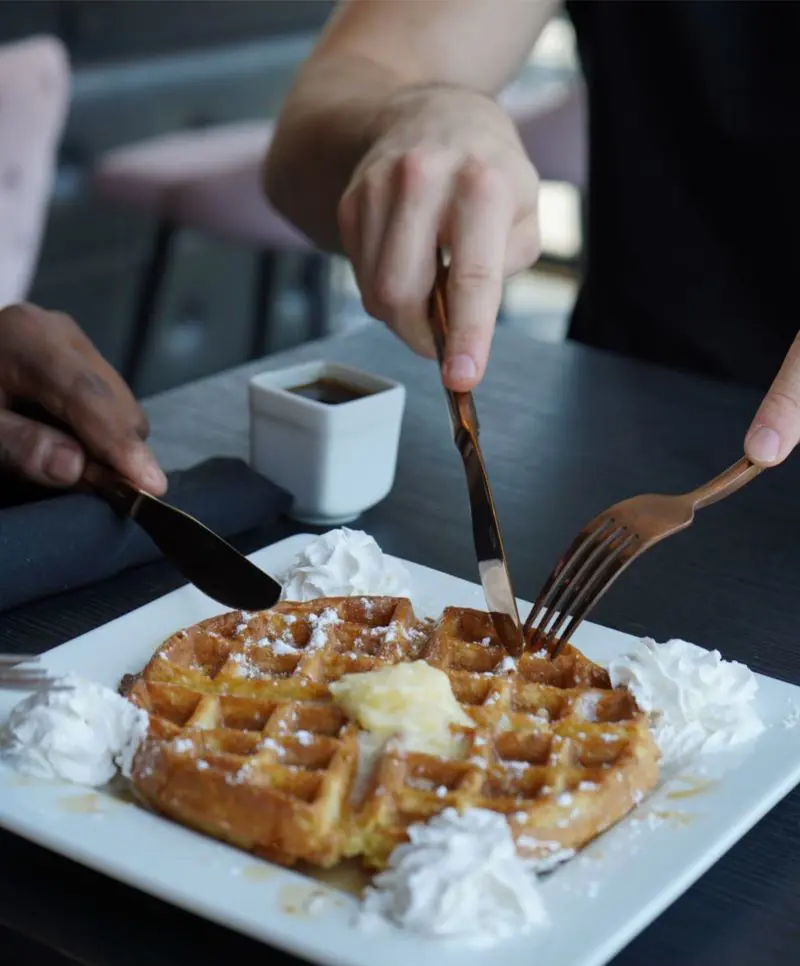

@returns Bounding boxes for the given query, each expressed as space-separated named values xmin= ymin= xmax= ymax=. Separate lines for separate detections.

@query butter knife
xmin=428 ymin=253 xmax=524 ymax=656
xmin=83 ymin=464 xmax=282 ymax=612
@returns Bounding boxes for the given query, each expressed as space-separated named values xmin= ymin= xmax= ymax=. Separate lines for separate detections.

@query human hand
xmin=337 ymin=85 xmax=540 ymax=391
xmin=0 ymin=302 xmax=166 ymax=493
xmin=745 ymin=333 xmax=800 ymax=466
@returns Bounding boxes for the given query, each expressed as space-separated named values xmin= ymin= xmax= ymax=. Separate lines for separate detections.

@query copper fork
xmin=525 ymin=457 xmax=763 ymax=657
xmin=0 ymin=655 xmax=57 ymax=690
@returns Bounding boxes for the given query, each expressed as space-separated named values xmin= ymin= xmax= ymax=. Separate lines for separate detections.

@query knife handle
xmin=80 ymin=462 xmax=142 ymax=517
xmin=428 ymin=251 xmax=450 ymax=365
xmin=429 ymin=251 xmax=481 ymax=440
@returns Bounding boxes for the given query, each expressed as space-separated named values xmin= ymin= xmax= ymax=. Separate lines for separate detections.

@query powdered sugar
xmin=308 ymin=609 xmax=341 ymax=651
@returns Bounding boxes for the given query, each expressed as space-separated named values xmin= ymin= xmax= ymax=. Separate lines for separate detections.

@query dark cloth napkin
xmin=0 ymin=458 xmax=290 ymax=611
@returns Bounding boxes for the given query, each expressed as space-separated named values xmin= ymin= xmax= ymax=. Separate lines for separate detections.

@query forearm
xmin=264 ymin=0 xmax=557 ymax=252
xmin=264 ymin=53 xmax=404 ymax=253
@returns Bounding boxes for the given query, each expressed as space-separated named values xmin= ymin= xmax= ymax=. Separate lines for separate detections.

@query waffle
xmin=122 ymin=597 xmax=659 ymax=870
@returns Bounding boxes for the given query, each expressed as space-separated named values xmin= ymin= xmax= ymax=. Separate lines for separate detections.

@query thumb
xmin=0 ymin=409 xmax=85 ymax=485
xmin=745 ymin=332 xmax=800 ymax=466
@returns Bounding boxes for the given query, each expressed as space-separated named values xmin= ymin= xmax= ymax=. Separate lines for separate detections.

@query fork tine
xmin=524 ymin=517 xmax=614 ymax=636
xmin=0 ymin=680 xmax=54 ymax=691
xmin=0 ymin=668 xmax=54 ymax=690
xmin=0 ymin=654 xmax=39 ymax=666
xmin=547 ymin=535 xmax=638 ymax=658
xmin=534 ymin=524 xmax=627 ymax=642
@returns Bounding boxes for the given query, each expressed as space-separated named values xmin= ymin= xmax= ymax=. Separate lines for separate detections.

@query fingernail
xmin=745 ymin=425 xmax=780 ymax=463
xmin=130 ymin=445 xmax=167 ymax=492
xmin=443 ymin=354 xmax=477 ymax=385
xmin=142 ymin=463 xmax=167 ymax=493
xmin=44 ymin=443 xmax=83 ymax=484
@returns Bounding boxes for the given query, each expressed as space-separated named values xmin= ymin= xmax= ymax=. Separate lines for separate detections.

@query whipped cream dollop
xmin=609 ymin=638 xmax=765 ymax=766
xmin=361 ymin=808 xmax=549 ymax=946
xmin=1 ymin=674 xmax=149 ymax=786
xmin=280 ymin=528 xmax=410 ymax=601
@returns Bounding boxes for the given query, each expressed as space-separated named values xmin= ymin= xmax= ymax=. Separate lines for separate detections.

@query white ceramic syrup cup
xmin=248 ymin=360 xmax=405 ymax=525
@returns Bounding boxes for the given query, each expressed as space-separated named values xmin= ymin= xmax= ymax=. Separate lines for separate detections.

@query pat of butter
xmin=329 ymin=661 xmax=473 ymax=758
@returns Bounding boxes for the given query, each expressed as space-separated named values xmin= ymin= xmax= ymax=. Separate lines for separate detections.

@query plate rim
xmin=1 ymin=532 xmax=799 ymax=966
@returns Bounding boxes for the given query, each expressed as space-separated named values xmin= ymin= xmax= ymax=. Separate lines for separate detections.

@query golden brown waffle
xmin=123 ymin=598 xmax=659 ymax=870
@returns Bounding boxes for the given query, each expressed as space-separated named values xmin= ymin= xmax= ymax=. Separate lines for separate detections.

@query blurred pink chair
xmin=0 ymin=35 xmax=70 ymax=309
xmin=91 ymin=120 xmax=329 ymax=391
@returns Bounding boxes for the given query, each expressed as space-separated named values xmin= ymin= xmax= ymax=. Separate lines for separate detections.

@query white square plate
xmin=1 ymin=533 xmax=799 ymax=966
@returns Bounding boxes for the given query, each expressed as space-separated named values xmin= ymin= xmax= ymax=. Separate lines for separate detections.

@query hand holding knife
xmin=83 ymin=462 xmax=282 ymax=612
xmin=429 ymin=250 xmax=525 ymax=656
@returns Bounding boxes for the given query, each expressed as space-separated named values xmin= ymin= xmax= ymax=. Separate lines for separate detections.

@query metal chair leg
xmin=250 ymin=249 xmax=280 ymax=360
xmin=123 ymin=219 xmax=176 ymax=391
xmin=301 ymin=252 xmax=332 ymax=341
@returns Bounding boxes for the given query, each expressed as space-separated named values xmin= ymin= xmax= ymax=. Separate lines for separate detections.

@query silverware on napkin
xmin=83 ymin=463 xmax=282 ymax=612
xmin=428 ymin=252 xmax=524 ymax=657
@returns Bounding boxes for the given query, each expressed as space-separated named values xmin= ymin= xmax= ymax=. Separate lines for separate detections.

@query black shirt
xmin=566 ymin=0 xmax=800 ymax=389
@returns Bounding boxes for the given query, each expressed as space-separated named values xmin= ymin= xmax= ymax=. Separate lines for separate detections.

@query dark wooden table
xmin=1 ymin=324 xmax=799 ymax=965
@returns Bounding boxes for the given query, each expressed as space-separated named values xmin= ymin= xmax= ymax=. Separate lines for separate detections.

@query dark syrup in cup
xmin=288 ymin=378 xmax=375 ymax=405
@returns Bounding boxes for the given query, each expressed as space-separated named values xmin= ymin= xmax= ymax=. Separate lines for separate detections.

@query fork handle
xmin=690 ymin=456 xmax=763 ymax=510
